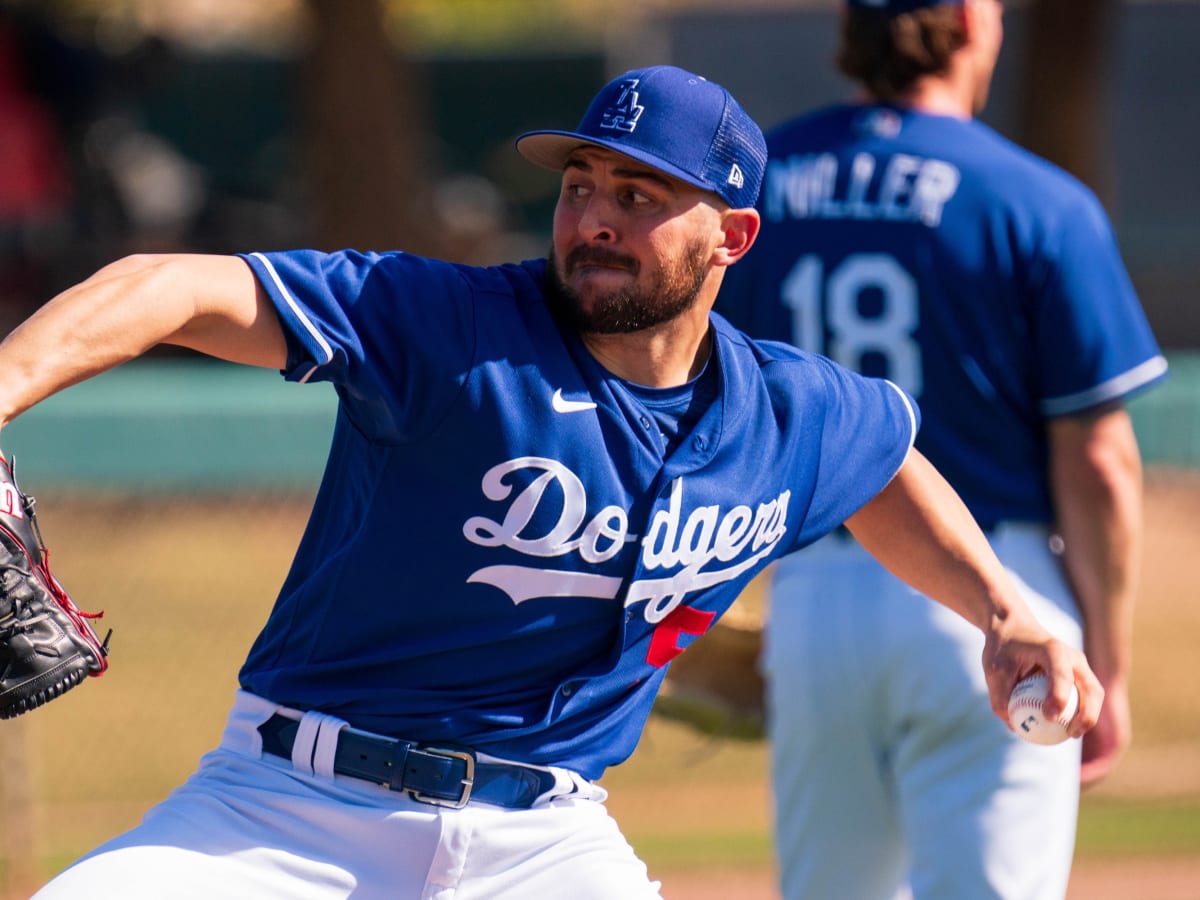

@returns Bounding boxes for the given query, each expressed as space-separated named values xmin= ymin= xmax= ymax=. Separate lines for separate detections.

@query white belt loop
xmin=313 ymin=717 xmax=348 ymax=778
xmin=292 ymin=710 xmax=346 ymax=776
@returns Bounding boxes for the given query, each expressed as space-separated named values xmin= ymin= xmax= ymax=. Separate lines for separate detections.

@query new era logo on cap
xmin=515 ymin=65 xmax=766 ymax=209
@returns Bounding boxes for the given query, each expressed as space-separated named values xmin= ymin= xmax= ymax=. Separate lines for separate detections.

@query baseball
xmin=1007 ymin=673 xmax=1078 ymax=745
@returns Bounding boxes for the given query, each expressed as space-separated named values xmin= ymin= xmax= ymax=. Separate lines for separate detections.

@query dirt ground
xmin=659 ymin=857 xmax=1200 ymax=899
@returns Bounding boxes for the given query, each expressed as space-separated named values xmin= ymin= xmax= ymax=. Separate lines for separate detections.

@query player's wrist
xmin=1081 ymin=633 xmax=1133 ymax=686
xmin=979 ymin=587 xmax=1036 ymax=639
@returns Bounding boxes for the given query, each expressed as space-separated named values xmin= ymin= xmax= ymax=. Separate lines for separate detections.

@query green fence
xmin=2 ymin=360 xmax=337 ymax=491
xmin=2 ymin=353 xmax=1196 ymax=492
xmin=1128 ymin=352 xmax=1200 ymax=469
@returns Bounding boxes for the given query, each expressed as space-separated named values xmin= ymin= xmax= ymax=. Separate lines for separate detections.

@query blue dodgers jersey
xmin=720 ymin=105 xmax=1167 ymax=528
xmin=236 ymin=249 xmax=917 ymax=779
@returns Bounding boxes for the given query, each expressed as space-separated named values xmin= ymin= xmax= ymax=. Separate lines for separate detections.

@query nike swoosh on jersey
xmin=551 ymin=389 xmax=598 ymax=414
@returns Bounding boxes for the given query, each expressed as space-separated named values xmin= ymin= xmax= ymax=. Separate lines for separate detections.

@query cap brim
xmin=515 ymin=130 xmax=597 ymax=171
xmin=515 ymin=129 xmax=715 ymax=198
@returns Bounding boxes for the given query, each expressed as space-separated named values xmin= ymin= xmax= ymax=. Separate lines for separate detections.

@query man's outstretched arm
xmin=845 ymin=449 xmax=1103 ymax=736
xmin=0 ymin=254 xmax=286 ymax=430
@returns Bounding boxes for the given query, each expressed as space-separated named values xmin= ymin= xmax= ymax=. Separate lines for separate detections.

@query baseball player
xmin=717 ymin=2 xmax=1168 ymax=898
xmin=0 ymin=65 xmax=1100 ymax=900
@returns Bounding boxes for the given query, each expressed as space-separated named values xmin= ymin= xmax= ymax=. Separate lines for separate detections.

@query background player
xmin=0 ymin=65 xmax=1098 ymax=899
xmin=718 ymin=1 xmax=1168 ymax=898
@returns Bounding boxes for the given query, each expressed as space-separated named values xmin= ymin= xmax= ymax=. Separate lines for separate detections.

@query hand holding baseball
xmin=980 ymin=598 xmax=1102 ymax=742
xmin=1008 ymin=673 xmax=1079 ymax=744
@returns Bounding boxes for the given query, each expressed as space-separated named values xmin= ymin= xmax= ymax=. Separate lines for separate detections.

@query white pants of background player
xmin=33 ymin=691 xmax=663 ymax=900
xmin=765 ymin=524 xmax=1083 ymax=900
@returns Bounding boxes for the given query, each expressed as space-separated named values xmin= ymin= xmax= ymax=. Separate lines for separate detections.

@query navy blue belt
xmin=257 ymin=713 xmax=558 ymax=809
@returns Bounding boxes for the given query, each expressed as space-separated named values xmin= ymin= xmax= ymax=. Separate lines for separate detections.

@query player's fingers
xmin=986 ymin=651 xmax=1045 ymax=724
xmin=987 ymin=677 xmax=1012 ymax=724
xmin=981 ymin=646 xmax=1022 ymax=722
xmin=1080 ymin=752 xmax=1119 ymax=785
xmin=1041 ymin=663 xmax=1075 ymax=721
xmin=1060 ymin=654 xmax=1103 ymax=739
xmin=1035 ymin=644 xmax=1085 ymax=726
xmin=1080 ymin=720 xmax=1122 ymax=784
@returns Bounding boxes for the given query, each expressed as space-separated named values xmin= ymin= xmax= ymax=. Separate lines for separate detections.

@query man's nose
xmin=577 ymin=194 xmax=617 ymax=243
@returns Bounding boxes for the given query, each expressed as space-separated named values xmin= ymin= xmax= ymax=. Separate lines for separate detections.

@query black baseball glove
xmin=0 ymin=456 xmax=110 ymax=718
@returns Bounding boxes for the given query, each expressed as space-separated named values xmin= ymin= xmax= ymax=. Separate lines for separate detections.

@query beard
xmin=545 ymin=239 xmax=710 ymax=335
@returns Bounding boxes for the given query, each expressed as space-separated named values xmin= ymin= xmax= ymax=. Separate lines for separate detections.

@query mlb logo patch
xmin=854 ymin=108 xmax=903 ymax=138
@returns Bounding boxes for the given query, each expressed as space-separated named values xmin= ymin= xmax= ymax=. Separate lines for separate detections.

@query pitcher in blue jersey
xmin=718 ymin=3 xmax=1167 ymax=898
xmin=4 ymin=65 xmax=1100 ymax=899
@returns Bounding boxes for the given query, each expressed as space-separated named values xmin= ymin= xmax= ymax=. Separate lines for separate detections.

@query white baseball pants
xmin=33 ymin=690 xmax=663 ymax=899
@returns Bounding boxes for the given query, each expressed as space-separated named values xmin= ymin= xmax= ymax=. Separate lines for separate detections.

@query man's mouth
xmin=566 ymin=247 xmax=638 ymax=276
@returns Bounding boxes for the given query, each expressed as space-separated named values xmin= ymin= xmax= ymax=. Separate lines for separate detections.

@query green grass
xmin=630 ymin=830 xmax=775 ymax=871
xmin=1076 ymin=796 xmax=1200 ymax=859
xmin=612 ymin=795 xmax=1200 ymax=876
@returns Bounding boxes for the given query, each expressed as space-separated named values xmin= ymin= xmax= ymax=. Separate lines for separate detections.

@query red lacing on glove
xmin=4 ymin=455 xmax=111 ymax=676
xmin=37 ymin=545 xmax=110 ymax=676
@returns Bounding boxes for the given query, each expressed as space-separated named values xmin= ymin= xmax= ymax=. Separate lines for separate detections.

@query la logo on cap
xmin=600 ymin=79 xmax=644 ymax=134
xmin=514 ymin=65 xmax=767 ymax=210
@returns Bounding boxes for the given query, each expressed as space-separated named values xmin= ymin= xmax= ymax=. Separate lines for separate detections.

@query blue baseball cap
xmin=847 ymin=0 xmax=963 ymax=11
xmin=516 ymin=65 xmax=766 ymax=209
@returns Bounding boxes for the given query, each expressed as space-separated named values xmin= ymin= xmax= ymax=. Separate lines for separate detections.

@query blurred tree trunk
xmin=1015 ymin=0 xmax=1119 ymax=206
xmin=302 ymin=0 xmax=442 ymax=255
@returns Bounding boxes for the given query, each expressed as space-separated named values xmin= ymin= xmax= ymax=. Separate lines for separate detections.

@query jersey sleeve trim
xmin=1040 ymin=355 xmax=1169 ymax=417
xmin=250 ymin=251 xmax=336 ymax=368
xmin=885 ymin=379 xmax=919 ymax=453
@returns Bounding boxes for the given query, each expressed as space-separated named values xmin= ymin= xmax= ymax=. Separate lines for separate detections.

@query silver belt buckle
xmin=409 ymin=747 xmax=475 ymax=809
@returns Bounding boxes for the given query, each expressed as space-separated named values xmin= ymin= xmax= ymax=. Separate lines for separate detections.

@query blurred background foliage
xmin=1 ymin=0 xmax=1195 ymax=346
xmin=25 ymin=0 xmax=767 ymax=55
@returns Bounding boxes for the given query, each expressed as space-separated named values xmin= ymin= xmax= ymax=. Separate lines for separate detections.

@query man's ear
xmin=960 ymin=0 xmax=980 ymax=43
xmin=713 ymin=208 xmax=760 ymax=267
